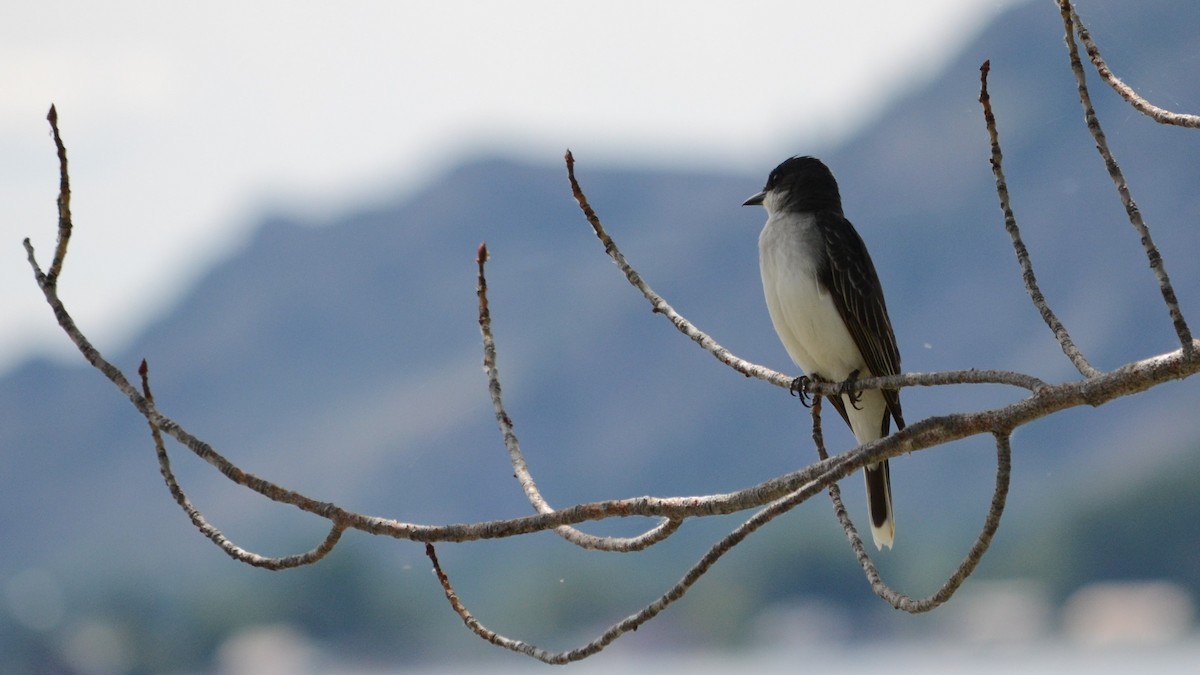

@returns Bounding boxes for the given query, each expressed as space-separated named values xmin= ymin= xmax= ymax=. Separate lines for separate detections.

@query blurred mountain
xmin=3 ymin=0 xmax=1199 ymax=671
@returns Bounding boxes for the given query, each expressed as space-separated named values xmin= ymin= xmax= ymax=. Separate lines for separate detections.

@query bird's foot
xmin=840 ymin=369 xmax=864 ymax=410
xmin=789 ymin=375 xmax=812 ymax=407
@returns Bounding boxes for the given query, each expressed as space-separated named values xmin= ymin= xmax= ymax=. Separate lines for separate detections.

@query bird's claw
xmin=789 ymin=375 xmax=812 ymax=407
xmin=840 ymin=369 xmax=864 ymax=410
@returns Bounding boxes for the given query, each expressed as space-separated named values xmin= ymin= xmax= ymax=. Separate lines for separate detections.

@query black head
xmin=743 ymin=156 xmax=843 ymax=214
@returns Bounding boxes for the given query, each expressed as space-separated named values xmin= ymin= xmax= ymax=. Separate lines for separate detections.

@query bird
xmin=744 ymin=156 xmax=904 ymax=550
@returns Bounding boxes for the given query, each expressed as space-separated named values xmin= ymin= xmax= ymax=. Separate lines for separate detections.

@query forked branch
xmin=1068 ymin=4 xmax=1200 ymax=129
xmin=1058 ymin=0 xmax=1193 ymax=355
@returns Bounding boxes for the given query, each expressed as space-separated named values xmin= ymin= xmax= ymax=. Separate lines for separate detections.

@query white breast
xmin=758 ymin=212 xmax=865 ymax=381
xmin=758 ymin=212 xmax=889 ymax=444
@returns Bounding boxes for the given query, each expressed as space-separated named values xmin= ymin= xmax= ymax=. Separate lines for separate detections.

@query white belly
xmin=759 ymin=213 xmax=887 ymax=443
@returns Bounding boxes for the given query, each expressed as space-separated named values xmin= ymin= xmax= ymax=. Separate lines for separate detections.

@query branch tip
xmin=476 ymin=242 xmax=489 ymax=265
xmin=138 ymin=359 xmax=154 ymax=401
xmin=43 ymin=102 xmax=73 ymax=284
xmin=979 ymin=60 xmax=992 ymax=104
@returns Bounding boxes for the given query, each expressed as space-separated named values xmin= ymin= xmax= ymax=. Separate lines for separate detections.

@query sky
xmin=0 ymin=1 xmax=1021 ymax=373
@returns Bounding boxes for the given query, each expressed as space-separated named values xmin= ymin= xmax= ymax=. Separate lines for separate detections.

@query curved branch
xmin=476 ymin=241 xmax=682 ymax=552
xmin=566 ymin=150 xmax=784 ymax=386
xmin=870 ymin=431 xmax=1012 ymax=612
xmin=1058 ymin=1 xmax=1193 ymax=355
xmin=1069 ymin=5 xmax=1200 ymax=129
xmin=429 ymin=451 xmax=841 ymax=663
xmin=810 ymin=397 xmax=1011 ymax=612
xmin=140 ymin=359 xmax=345 ymax=569
xmin=978 ymin=60 xmax=1100 ymax=378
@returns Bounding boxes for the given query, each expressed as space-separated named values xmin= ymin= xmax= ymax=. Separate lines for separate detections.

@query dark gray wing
xmin=817 ymin=211 xmax=905 ymax=434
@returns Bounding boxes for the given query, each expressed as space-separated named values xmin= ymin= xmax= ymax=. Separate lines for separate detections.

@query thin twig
xmin=810 ymin=395 xmax=891 ymax=598
xmin=1069 ymin=5 xmax=1200 ymax=129
xmin=476 ymin=241 xmax=682 ymax=551
xmin=565 ymin=150 xmax=784 ymax=385
xmin=139 ymin=359 xmax=345 ymax=569
xmin=1058 ymin=1 xmax=1193 ymax=356
xmin=979 ymin=60 xmax=1101 ymax=378
xmin=45 ymin=105 xmax=72 ymax=285
xmin=810 ymin=395 xmax=870 ymax=573
xmin=426 ymin=543 xmax=541 ymax=656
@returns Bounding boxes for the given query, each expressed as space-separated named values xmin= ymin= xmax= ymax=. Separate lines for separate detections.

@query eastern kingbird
xmin=745 ymin=156 xmax=904 ymax=550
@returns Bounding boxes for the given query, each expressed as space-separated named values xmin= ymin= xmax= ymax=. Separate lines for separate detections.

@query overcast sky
xmin=0 ymin=1 xmax=1021 ymax=373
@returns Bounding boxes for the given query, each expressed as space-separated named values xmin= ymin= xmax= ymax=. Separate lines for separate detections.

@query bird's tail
xmin=864 ymin=460 xmax=894 ymax=550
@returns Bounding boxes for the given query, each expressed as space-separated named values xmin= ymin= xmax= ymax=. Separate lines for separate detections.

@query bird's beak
xmin=743 ymin=191 xmax=765 ymax=207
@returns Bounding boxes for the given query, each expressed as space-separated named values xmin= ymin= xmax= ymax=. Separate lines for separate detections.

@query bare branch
xmin=429 ymin=453 xmax=839 ymax=664
xmin=817 ymin=369 xmax=1047 ymax=397
xmin=870 ymin=431 xmax=1012 ymax=613
xmin=426 ymin=542 xmax=549 ymax=658
xmin=810 ymin=396 xmax=1011 ymax=612
xmin=1069 ymin=5 xmax=1200 ymax=129
xmin=1058 ymin=0 xmax=1193 ymax=355
xmin=44 ymin=104 xmax=73 ymax=285
xmin=139 ymin=359 xmax=345 ymax=569
xmin=476 ymin=240 xmax=682 ymax=551
xmin=565 ymin=150 xmax=787 ymax=387
xmin=26 ymin=34 xmax=1200 ymax=659
xmin=26 ymin=112 xmax=1198 ymax=552
xmin=978 ymin=60 xmax=1100 ymax=378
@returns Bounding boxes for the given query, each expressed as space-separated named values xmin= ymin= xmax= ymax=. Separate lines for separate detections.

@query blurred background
xmin=3 ymin=0 xmax=1199 ymax=672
